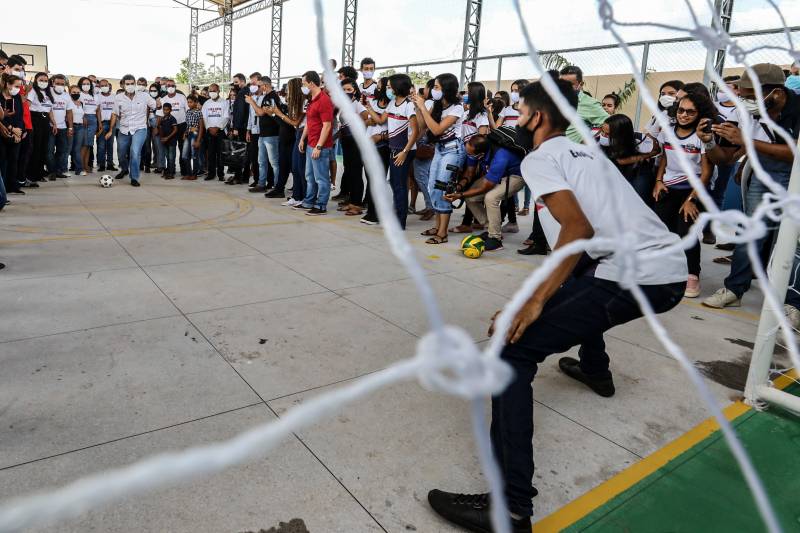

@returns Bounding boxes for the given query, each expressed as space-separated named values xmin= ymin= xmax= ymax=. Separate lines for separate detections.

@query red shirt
xmin=305 ymin=90 xmax=334 ymax=149
xmin=20 ymin=85 xmax=32 ymax=130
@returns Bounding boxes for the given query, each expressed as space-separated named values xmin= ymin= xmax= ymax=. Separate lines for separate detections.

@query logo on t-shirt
xmin=569 ymin=149 xmax=594 ymax=159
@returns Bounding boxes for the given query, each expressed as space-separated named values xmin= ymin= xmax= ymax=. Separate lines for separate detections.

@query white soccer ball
xmin=99 ymin=174 xmax=114 ymax=188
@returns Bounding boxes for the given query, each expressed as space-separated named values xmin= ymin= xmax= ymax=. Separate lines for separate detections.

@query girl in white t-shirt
xmin=337 ymin=78 xmax=369 ymax=214
xmin=652 ymin=92 xmax=713 ymax=298
xmin=28 ymin=72 xmax=56 ymax=181
xmin=68 ymin=85 xmax=87 ymax=175
xmin=491 ymin=79 xmax=528 ymax=129
xmin=78 ymin=77 xmax=100 ymax=169
xmin=361 ymin=77 xmax=390 ymax=224
xmin=412 ymin=73 xmax=464 ymax=244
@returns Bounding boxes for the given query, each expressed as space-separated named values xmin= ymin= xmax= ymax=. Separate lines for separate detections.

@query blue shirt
xmin=468 ymin=147 xmax=523 ymax=185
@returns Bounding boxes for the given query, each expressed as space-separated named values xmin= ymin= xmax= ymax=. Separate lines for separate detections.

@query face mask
xmin=510 ymin=91 xmax=520 ymax=104
xmin=82 ymin=84 xmax=91 ymax=92
xmin=717 ymin=91 xmax=731 ymax=104
xmin=149 ymin=90 xmax=159 ymax=97
xmin=100 ymin=86 xmax=110 ymax=94
xmin=249 ymin=85 xmax=258 ymax=94
xmin=385 ymin=88 xmax=394 ymax=100
xmin=167 ymin=87 xmax=176 ymax=95
xmin=345 ymin=92 xmax=356 ymax=101
xmin=14 ymin=70 xmax=25 ymax=80
xmin=431 ymin=88 xmax=443 ymax=101
xmin=301 ymin=86 xmax=310 ymax=96
xmin=515 ymin=113 xmax=538 ymax=150
xmin=659 ymin=94 xmax=676 ymax=109
xmin=597 ymin=134 xmax=610 ymax=147
xmin=125 ymin=84 xmax=136 ymax=94
xmin=741 ymin=98 xmax=761 ymax=117
xmin=10 ymin=87 xmax=20 ymax=96
xmin=137 ymin=85 xmax=147 ymax=92
xmin=70 ymin=93 xmax=80 ymax=101
xmin=37 ymin=81 xmax=49 ymax=90
xmin=53 ymin=86 xmax=65 ymax=94
xmin=462 ymin=95 xmax=470 ymax=105
xmin=209 ymin=91 xmax=219 ymax=99
xmin=362 ymin=70 xmax=374 ymax=80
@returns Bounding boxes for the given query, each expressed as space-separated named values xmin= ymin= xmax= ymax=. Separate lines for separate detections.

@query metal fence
xmin=276 ymin=25 xmax=798 ymax=128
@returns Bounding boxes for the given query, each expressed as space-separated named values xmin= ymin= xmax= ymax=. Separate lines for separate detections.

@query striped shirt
xmin=425 ymin=100 xmax=464 ymax=144
xmin=498 ymin=106 xmax=520 ymax=127
xmin=657 ymin=127 xmax=705 ymax=189
xmin=461 ymin=110 xmax=490 ymax=141
xmin=387 ymin=98 xmax=416 ymax=151
xmin=186 ymin=108 xmax=202 ymax=131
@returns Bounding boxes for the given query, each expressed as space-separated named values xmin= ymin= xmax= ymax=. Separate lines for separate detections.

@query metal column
xmin=270 ymin=1 xmax=283 ymax=81
xmin=342 ymin=0 xmax=357 ymax=67
xmin=703 ymin=0 xmax=734 ymax=87
xmin=189 ymin=8 xmax=199 ymax=88
xmin=460 ymin=0 xmax=483 ymax=87
xmin=222 ymin=0 xmax=233 ymax=82
xmin=633 ymin=42 xmax=650 ymax=130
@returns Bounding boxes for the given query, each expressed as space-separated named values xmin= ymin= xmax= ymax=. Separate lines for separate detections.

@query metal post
xmin=460 ymin=0 xmax=483 ymax=87
xmin=633 ymin=42 xmax=650 ymax=130
xmin=704 ymin=0 xmax=734 ymax=88
xmin=342 ymin=0 xmax=357 ymax=67
xmin=270 ymin=1 xmax=283 ymax=82
xmin=222 ymin=0 xmax=233 ymax=82
xmin=495 ymin=56 xmax=503 ymax=92
xmin=189 ymin=8 xmax=198 ymax=89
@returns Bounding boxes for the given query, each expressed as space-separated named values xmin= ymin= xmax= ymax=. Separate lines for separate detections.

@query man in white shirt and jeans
xmin=107 ymin=74 xmax=157 ymax=187
xmin=428 ymin=79 xmax=688 ymax=533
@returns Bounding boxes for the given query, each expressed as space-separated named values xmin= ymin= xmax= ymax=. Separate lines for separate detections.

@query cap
xmin=739 ymin=63 xmax=785 ymax=89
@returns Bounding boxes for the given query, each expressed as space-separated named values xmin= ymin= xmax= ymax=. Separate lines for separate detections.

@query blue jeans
xmin=182 ymin=132 xmax=201 ymax=175
xmin=97 ymin=120 xmax=115 ymax=167
xmin=258 ymin=135 xmax=281 ymax=188
xmin=83 ymin=115 xmax=98 ymax=147
xmin=291 ymin=128 xmax=307 ymax=201
xmin=389 ymin=149 xmax=415 ymax=229
xmin=70 ymin=124 xmax=85 ymax=173
xmin=428 ymin=140 xmax=466 ymax=214
xmin=412 ymin=157 xmax=433 ymax=210
xmin=117 ymin=128 xmax=148 ymax=182
xmin=302 ymin=147 xmax=333 ymax=210
xmin=49 ymin=128 xmax=72 ymax=175
xmin=163 ymin=141 xmax=177 ymax=175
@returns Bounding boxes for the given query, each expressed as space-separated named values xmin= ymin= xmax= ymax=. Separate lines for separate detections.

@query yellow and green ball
xmin=461 ymin=235 xmax=485 ymax=259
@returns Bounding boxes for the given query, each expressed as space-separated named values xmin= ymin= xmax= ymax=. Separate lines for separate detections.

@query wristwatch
xmin=315 ymin=144 xmax=322 ymax=150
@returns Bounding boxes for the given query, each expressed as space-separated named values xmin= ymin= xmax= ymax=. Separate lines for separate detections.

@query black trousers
xmin=232 ymin=130 xmax=247 ymax=179
xmin=363 ymin=145 xmax=389 ymax=223
xmin=276 ymin=126 xmax=294 ymax=192
xmin=30 ymin=112 xmax=50 ymax=180
xmin=246 ymin=133 xmax=260 ymax=184
xmin=17 ymin=130 xmax=32 ymax=184
xmin=652 ymin=187 xmax=701 ymax=276
xmin=340 ymin=134 xmax=364 ymax=206
xmin=0 ymin=139 xmax=21 ymax=192
xmin=206 ymin=132 xmax=224 ymax=179
xmin=492 ymin=274 xmax=686 ymax=517
xmin=525 ymin=208 xmax=548 ymax=247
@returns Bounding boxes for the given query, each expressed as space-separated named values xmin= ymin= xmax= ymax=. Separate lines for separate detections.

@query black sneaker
xmin=130 ymin=180 xmax=141 ymax=187
xmin=483 ymin=237 xmax=504 ymax=251
xmin=114 ymin=171 xmax=128 ymax=180
xmin=98 ymin=165 xmax=106 ymax=172
xmin=427 ymin=490 xmax=531 ymax=533
xmin=204 ymin=175 xmax=215 ymax=181
xmin=265 ymin=189 xmax=285 ymax=198
xmin=292 ymin=204 xmax=312 ymax=211
xmin=558 ymin=357 xmax=615 ymax=397
xmin=305 ymin=207 xmax=327 ymax=216
xmin=249 ymin=185 xmax=267 ymax=193
xmin=21 ymin=180 xmax=40 ymax=188
xmin=56 ymin=173 xmax=69 ymax=179
xmin=8 ymin=190 xmax=25 ymax=195
xmin=107 ymin=165 xmax=118 ymax=171
xmin=517 ymin=243 xmax=549 ymax=256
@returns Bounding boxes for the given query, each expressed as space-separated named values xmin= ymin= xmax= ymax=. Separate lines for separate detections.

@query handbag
xmin=415 ymin=141 xmax=435 ymax=160
xmin=221 ymin=138 xmax=248 ymax=168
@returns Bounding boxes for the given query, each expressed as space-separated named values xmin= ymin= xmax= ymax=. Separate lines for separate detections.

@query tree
xmin=175 ymin=57 xmax=222 ymax=86
xmin=377 ymin=68 xmax=432 ymax=86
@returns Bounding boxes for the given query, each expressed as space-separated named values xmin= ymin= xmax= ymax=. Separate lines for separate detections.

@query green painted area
xmin=565 ymin=384 xmax=800 ymax=533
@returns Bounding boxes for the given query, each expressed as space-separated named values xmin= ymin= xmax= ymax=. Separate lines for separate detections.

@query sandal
xmin=421 ymin=227 xmax=439 ymax=236
xmin=449 ymin=225 xmax=472 ymax=234
xmin=426 ymin=235 xmax=448 ymax=244
xmin=517 ymin=208 xmax=530 ymax=216
xmin=345 ymin=208 xmax=363 ymax=216
xmin=420 ymin=210 xmax=435 ymax=221
xmin=522 ymin=239 xmax=534 ymax=246
xmin=713 ymin=255 xmax=733 ymax=265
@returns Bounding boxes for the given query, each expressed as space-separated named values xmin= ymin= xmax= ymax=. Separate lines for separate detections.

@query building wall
xmin=0 ymin=42 xmax=48 ymax=75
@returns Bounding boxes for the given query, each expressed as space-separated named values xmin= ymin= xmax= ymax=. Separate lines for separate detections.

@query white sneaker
xmin=283 ymin=198 xmax=301 ymax=207
xmin=79 ymin=171 xmax=88 ymax=176
xmin=702 ymin=288 xmax=741 ymax=309
xmin=784 ymin=305 xmax=800 ymax=330
xmin=684 ymin=275 xmax=701 ymax=298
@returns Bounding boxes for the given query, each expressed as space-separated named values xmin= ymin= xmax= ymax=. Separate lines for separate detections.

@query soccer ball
xmin=460 ymin=235 xmax=485 ymax=259
xmin=99 ymin=175 xmax=114 ymax=188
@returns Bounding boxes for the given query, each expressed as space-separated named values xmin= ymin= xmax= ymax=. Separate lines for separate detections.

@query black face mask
xmin=70 ymin=93 xmax=80 ymax=101
xmin=515 ymin=113 xmax=538 ymax=150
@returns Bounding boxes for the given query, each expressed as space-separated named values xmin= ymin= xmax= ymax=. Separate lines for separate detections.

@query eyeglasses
xmin=676 ymin=108 xmax=698 ymax=116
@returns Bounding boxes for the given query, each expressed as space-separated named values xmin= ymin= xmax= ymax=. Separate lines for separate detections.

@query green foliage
xmin=377 ymin=68 xmax=433 ymax=85
xmin=539 ymin=52 xmax=572 ymax=72
xmin=176 ymin=58 xmax=222 ymax=86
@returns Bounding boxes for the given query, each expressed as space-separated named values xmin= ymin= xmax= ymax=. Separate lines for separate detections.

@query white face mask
xmin=53 ymin=85 xmax=65 ymax=94
xmin=166 ymin=86 xmax=176 ymax=95
xmin=149 ymin=90 xmax=159 ymax=98
xmin=37 ymin=81 xmax=49 ymax=90
xmin=740 ymin=98 xmax=761 ymax=117
xmin=81 ymin=84 xmax=91 ymax=92
xmin=510 ymin=91 xmax=520 ymax=104
xmin=659 ymin=94 xmax=676 ymax=109
xmin=137 ymin=85 xmax=147 ymax=92
xmin=125 ymin=84 xmax=136 ymax=94
xmin=717 ymin=91 xmax=731 ymax=104
xmin=431 ymin=88 xmax=443 ymax=101
xmin=362 ymin=70 xmax=374 ymax=80
xmin=100 ymin=86 xmax=111 ymax=94
xmin=10 ymin=87 xmax=20 ymax=96
xmin=249 ymin=85 xmax=258 ymax=94
xmin=301 ymin=86 xmax=310 ymax=96
xmin=13 ymin=70 xmax=25 ymax=80
xmin=208 ymin=91 xmax=219 ymax=99
xmin=597 ymin=134 xmax=610 ymax=147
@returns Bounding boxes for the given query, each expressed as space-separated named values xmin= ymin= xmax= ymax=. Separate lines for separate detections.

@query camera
xmin=434 ymin=164 xmax=465 ymax=208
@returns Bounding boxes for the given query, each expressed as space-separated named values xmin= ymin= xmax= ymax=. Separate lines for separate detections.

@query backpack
xmin=487 ymin=125 xmax=529 ymax=159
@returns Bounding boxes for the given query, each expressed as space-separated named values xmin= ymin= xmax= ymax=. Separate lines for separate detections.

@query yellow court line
xmin=533 ymin=370 xmax=797 ymax=533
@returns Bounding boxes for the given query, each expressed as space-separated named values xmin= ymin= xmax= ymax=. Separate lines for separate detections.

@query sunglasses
xmin=676 ymin=107 xmax=698 ymax=115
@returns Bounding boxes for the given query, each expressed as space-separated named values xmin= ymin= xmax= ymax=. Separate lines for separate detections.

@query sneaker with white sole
xmin=283 ymin=198 xmax=301 ymax=207
xmin=702 ymin=288 xmax=741 ymax=308
xmin=502 ymin=222 xmax=519 ymax=233
xmin=684 ymin=275 xmax=701 ymax=298
xmin=784 ymin=305 xmax=800 ymax=330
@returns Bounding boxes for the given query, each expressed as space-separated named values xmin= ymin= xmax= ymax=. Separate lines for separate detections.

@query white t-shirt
xmin=521 ymin=136 xmax=687 ymax=285
xmin=159 ymin=93 xmax=188 ymax=124
xmin=360 ymin=80 xmax=377 ymax=102
xmin=366 ymin=101 xmax=388 ymax=140
xmin=715 ymin=102 xmax=737 ymax=122
xmin=96 ymin=93 xmax=115 ymax=121
xmin=725 ymin=108 xmax=778 ymax=144
xmin=51 ymin=92 xmax=76 ymax=129
xmin=656 ymin=127 xmax=705 ymax=188
xmin=27 ymin=90 xmax=53 ymax=113
xmin=340 ymin=99 xmax=366 ymax=134
xmin=424 ymin=100 xmax=464 ymax=143
xmin=71 ymin=99 xmax=85 ymax=124
xmin=462 ymin=110 xmax=490 ymax=141
xmin=498 ymin=106 xmax=520 ymax=127
xmin=387 ymin=98 xmax=416 ymax=151
xmin=201 ymin=97 xmax=230 ymax=130
xmin=79 ymin=92 xmax=98 ymax=115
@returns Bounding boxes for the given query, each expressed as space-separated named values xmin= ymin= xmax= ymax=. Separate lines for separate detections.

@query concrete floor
xmin=0 ymin=172 xmax=775 ymax=532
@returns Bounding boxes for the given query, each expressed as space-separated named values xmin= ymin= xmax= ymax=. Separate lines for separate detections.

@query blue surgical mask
xmin=462 ymin=95 xmax=469 ymax=105
xmin=385 ymin=88 xmax=394 ymax=100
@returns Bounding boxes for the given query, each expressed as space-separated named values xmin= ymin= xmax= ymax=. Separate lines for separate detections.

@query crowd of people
xmin=2 ymin=46 xmax=800 ymax=530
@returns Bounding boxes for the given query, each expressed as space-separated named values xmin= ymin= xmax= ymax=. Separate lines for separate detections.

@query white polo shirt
xmin=114 ymin=91 xmax=157 ymax=134
xmin=158 ymin=93 xmax=188 ymax=124
xmin=51 ymin=92 xmax=76 ymax=129
xmin=96 ymin=93 xmax=116 ymax=121
xmin=201 ymin=97 xmax=229 ymax=130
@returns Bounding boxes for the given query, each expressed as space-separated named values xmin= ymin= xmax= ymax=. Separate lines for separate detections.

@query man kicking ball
xmin=428 ymin=79 xmax=688 ymax=532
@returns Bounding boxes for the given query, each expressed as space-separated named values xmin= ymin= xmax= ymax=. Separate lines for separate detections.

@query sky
xmin=3 ymin=0 xmax=799 ymax=82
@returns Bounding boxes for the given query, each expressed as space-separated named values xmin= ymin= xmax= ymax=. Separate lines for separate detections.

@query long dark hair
xmin=286 ymin=77 xmax=305 ymax=120
xmin=466 ymin=81 xmax=486 ymax=121
xmin=657 ymin=80 xmax=684 ymax=111
xmin=341 ymin=78 xmax=361 ymax=101
xmin=32 ymin=71 xmax=53 ymax=104
xmin=374 ymin=77 xmax=389 ymax=107
xmin=677 ymin=92 xmax=716 ymax=131
xmin=431 ymin=73 xmax=459 ymax=124
xmin=78 ymin=76 xmax=94 ymax=96
xmin=603 ymin=114 xmax=637 ymax=160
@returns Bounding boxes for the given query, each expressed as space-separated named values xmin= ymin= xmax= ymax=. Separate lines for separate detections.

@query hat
xmin=739 ymin=63 xmax=786 ymax=89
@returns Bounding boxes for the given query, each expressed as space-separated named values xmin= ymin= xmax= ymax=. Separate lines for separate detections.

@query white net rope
xmin=1 ymin=1 xmax=799 ymax=532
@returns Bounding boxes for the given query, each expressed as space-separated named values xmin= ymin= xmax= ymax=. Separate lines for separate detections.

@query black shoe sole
xmin=558 ymin=357 xmax=615 ymax=397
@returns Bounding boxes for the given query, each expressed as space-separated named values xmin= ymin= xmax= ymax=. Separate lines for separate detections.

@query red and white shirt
xmin=657 ymin=127 xmax=705 ymax=189
xmin=461 ymin=109 xmax=489 ymax=141
xmin=387 ymin=98 xmax=416 ymax=151
xmin=498 ymin=105 xmax=520 ymax=127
